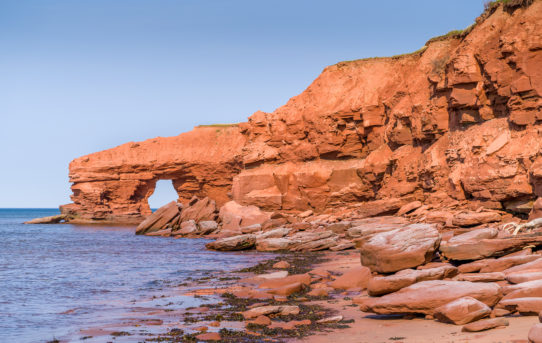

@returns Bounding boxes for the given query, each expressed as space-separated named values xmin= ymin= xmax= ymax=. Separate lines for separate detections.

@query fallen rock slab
xmin=434 ymin=297 xmax=491 ymax=325
xmin=358 ymin=224 xmax=441 ymax=273
xmin=316 ymin=315 xmax=344 ymax=324
xmin=205 ymin=234 xmax=256 ymax=251
xmin=329 ymin=266 xmax=371 ymax=290
xmin=452 ymin=212 xmax=501 ymax=227
xmin=358 ymin=280 xmax=502 ymax=315
xmin=267 ymin=282 xmax=304 ymax=296
xmin=455 ymin=272 xmax=505 ymax=283
xmin=242 ymin=305 xmax=299 ymax=319
xmin=504 ymin=258 xmax=542 ymax=275
xmin=529 ymin=323 xmax=542 ymax=343
xmin=255 ymin=238 xmax=293 ymax=252
xmin=479 ymin=254 xmax=540 ymax=273
xmin=258 ymin=274 xmax=311 ymax=289
xmin=499 ymin=297 xmax=542 ymax=314
xmin=136 ymin=201 xmax=180 ymax=235
xmin=502 ymin=280 xmax=542 ymax=300
xmin=461 ymin=318 xmax=509 ymax=332
xmin=447 ymin=228 xmax=499 ymax=245
xmin=268 ymin=319 xmax=311 ymax=330
xmin=440 ymin=236 xmax=542 ymax=261
xmin=272 ymin=261 xmax=290 ymax=269
xmin=368 ymin=266 xmax=458 ymax=296
xmin=507 ymin=271 xmax=542 ymax=284
xmin=24 ymin=214 xmax=67 ymax=224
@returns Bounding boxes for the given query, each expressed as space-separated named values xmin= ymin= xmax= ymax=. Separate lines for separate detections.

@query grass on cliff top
xmin=335 ymin=0 xmax=536 ymax=67
xmin=195 ymin=123 xmax=239 ymax=128
xmin=484 ymin=0 xmax=534 ymax=11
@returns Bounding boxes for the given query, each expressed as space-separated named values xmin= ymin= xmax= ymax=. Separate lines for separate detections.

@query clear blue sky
xmin=0 ymin=0 xmax=486 ymax=208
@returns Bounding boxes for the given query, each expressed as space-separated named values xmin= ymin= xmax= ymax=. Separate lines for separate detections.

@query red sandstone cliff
xmin=64 ymin=1 xmax=542 ymax=223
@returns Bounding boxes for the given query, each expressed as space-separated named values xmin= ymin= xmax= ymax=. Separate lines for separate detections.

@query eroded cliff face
xmin=63 ymin=126 xmax=245 ymax=223
xmin=65 ymin=2 xmax=542 ymax=223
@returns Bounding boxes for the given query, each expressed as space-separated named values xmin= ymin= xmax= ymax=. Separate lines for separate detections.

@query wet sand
xmin=293 ymin=252 xmax=537 ymax=343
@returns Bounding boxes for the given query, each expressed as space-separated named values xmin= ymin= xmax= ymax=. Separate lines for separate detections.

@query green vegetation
xmin=335 ymin=0 xmax=536 ymax=68
xmin=484 ymin=0 xmax=534 ymax=11
xmin=195 ymin=123 xmax=238 ymax=128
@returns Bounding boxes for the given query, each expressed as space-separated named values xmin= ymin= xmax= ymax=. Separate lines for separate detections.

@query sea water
xmin=0 ymin=209 xmax=271 ymax=342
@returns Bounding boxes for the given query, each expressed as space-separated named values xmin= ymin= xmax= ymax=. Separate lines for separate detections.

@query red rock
xmin=180 ymin=197 xmax=217 ymax=222
xmin=358 ymin=224 xmax=441 ymax=273
xmin=451 ymin=212 xmax=501 ymax=227
xmin=504 ymin=258 xmax=542 ymax=275
xmin=231 ymin=288 xmax=274 ymax=300
xmin=440 ymin=236 xmax=542 ymax=261
xmin=247 ymin=315 xmax=271 ymax=326
xmin=502 ymin=280 xmax=542 ymax=300
xmin=329 ymin=266 xmax=372 ymax=290
xmin=258 ymin=274 xmax=311 ymax=289
xmin=255 ymin=238 xmax=292 ymax=252
xmin=507 ymin=271 xmax=542 ymax=284
xmin=136 ymin=201 xmax=180 ymax=235
xmin=529 ymin=198 xmax=542 ymax=221
xmin=219 ymin=201 xmax=270 ymax=233
xmin=479 ymin=254 xmax=540 ymax=273
xmin=397 ymin=201 xmax=423 ymax=216
xmin=528 ymin=323 xmax=542 ymax=343
xmin=461 ymin=318 xmax=509 ymax=332
xmin=368 ymin=266 xmax=458 ymax=296
xmin=358 ymin=280 xmax=502 ymax=315
xmin=447 ymin=228 xmax=499 ymax=245
xmin=62 ymin=2 xmax=542 ymax=231
xmin=272 ymin=261 xmax=290 ymax=269
xmin=455 ymin=272 xmax=505 ymax=282
xmin=267 ymin=282 xmax=304 ymax=296
xmin=195 ymin=332 xmax=221 ymax=341
xmin=499 ymin=297 xmax=542 ymax=314
xmin=268 ymin=319 xmax=311 ymax=330
xmin=307 ymin=288 xmax=330 ymax=297
xmin=434 ymin=297 xmax=492 ymax=325
xmin=242 ymin=305 xmax=299 ymax=319
xmin=205 ymin=234 xmax=256 ymax=251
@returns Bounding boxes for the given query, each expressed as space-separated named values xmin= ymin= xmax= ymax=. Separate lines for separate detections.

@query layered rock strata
xmin=63 ymin=1 xmax=542 ymax=223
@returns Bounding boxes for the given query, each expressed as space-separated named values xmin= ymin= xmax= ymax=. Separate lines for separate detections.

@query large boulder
xmin=446 ymin=228 xmax=499 ymax=245
xmin=451 ymin=211 xmax=501 ymax=227
xmin=434 ymin=297 xmax=491 ymax=325
xmin=358 ymin=224 xmax=441 ymax=273
xmin=136 ymin=201 xmax=180 ymax=235
xmin=180 ymin=197 xmax=218 ymax=222
xmin=358 ymin=280 xmax=502 ymax=315
xmin=499 ymin=297 xmax=542 ymax=314
xmin=461 ymin=318 xmax=509 ymax=332
xmin=529 ymin=323 xmax=542 ymax=343
xmin=256 ymin=238 xmax=293 ymax=252
xmin=205 ymin=234 xmax=256 ymax=251
xmin=368 ymin=265 xmax=458 ymax=296
xmin=219 ymin=201 xmax=271 ymax=233
xmin=502 ymin=279 xmax=542 ymax=300
xmin=329 ymin=266 xmax=372 ymax=290
xmin=24 ymin=214 xmax=67 ymax=224
xmin=440 ymin=236 xmax=542 ymax=261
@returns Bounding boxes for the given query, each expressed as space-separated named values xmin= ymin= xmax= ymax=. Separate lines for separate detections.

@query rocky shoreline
xmin=34 ymin=195 xmax=542 ymax=342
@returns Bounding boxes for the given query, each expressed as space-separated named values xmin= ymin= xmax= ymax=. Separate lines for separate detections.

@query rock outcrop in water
xmin=59 ymin=1 xmax=542 ymax=224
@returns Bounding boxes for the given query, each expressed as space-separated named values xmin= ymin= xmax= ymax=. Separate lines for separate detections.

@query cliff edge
xmin=63 ymin=1 xmax=542 ymax=223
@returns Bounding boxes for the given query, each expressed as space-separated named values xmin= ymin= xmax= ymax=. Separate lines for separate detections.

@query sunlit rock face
xmin=65 ymin=2 xmax=542 ymax=223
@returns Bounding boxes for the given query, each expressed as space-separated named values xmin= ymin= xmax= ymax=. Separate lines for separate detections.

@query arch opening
xmin=147 ymin=179 xmax=179 ymax=212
